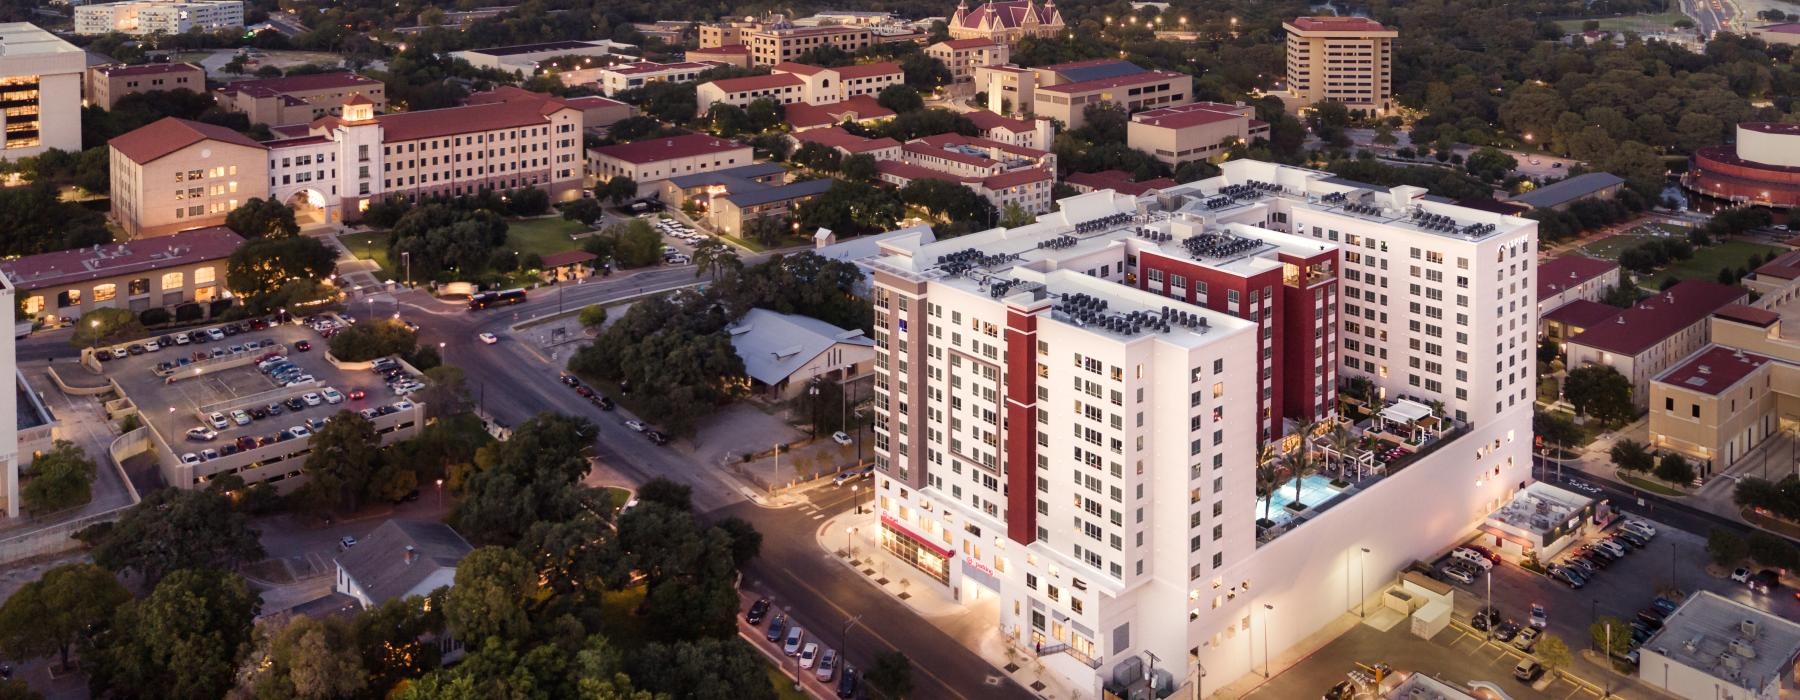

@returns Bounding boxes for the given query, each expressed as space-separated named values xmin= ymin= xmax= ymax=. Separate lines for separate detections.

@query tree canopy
xmin=81 ymin=487 xmax=265 ymax=586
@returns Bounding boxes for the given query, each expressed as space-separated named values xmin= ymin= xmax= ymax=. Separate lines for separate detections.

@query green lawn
xmin=1616 ymin=469 xmax=1689 ymax=497
xmin=1578 ymin=232 xmax=1661 ymax=260
xmin=1553 ymin=11 xmax=1693 ymax=32
xmin=336 ymin=231 xmax=393 ymax=271
xmin=601 ymin=486 xmax=632 ymax=516
xmin=1640 ymin=240 xmax=1781 ymax=289
xmin=765 ymin=664 xmax=808 ymax=700
xmin=506 ymin=217 xmax=589 ymax=258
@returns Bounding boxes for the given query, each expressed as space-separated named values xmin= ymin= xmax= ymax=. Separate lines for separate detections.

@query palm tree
xmin=1256 ymin=444 xmax=1283 ymax=523
xmin=1325 ymin=418 xmax=1352 ymax=480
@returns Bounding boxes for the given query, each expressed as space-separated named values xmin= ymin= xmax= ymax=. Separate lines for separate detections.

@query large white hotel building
xmin=866 ymin=159 xmax=1538 ymax=696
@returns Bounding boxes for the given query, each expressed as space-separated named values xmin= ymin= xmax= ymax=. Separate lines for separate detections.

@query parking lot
xmin=100 ymin=316 xmax=423 ymax=479
xmin=1246 ymin=618 xmax=1600 ymax=700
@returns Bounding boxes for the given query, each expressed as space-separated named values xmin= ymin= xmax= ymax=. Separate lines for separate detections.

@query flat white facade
xmin=74 ymin=0 xmax=244 ymax=36
xmin=868 ymin=160 xmax=1538 ymax=697
xmin=695 ymin=62 xmax=903 ymax=116
xmin=597 ymin=60 xmax=721 ymax=97
xmin=0 ymin=23 xmax=84 ymax=160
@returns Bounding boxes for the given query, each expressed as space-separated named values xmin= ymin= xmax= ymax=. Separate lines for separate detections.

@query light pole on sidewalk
xmin=1358 ymin=547 xmax=1370 ymax=618
xmin=435 ymin=478 xmax=443 ymax=508
xmin=846 ymin=525 xmax=856 ymax=558
xmin=1261 ymin=604 xmax=1273 ymax=678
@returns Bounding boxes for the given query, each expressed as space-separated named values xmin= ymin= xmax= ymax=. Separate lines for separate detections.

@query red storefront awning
xmin=881 ymin=513 xmax=954 ymax=559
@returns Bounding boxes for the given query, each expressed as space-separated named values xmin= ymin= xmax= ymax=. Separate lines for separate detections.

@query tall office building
xmin=1281 ymin=16 xmax=1396 ymax=115
xmin=0 ymin=23 xmax=84 ymax=160
xmin=867 ymin=158 xmax=1537 ymax=697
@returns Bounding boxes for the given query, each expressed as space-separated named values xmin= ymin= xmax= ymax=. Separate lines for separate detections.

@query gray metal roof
xmin=729 ymin=308 xmax=872 ymax=386
xmin=720 ymin=178 xmax=833 ymax=208
xmin=335 ymin=520 xmax=473 ymax=605
xmin=1509 ymin=172 xmax=1625 ymax=208
xmin=668 ymin=162 xmax=788 ymax=188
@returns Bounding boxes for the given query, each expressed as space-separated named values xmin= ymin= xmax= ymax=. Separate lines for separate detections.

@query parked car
xmin=1512 ymin=626 xmax=1540 ymax=652
xmin=207 ymin=412 xmax=229 ymax=429
xmin=186 ymin=427 xmax=218 ymax=441
xmin=339 ymin=536 xmax=357 ymax=549
xmin=1732 ymin=567 xmax=1752 ymax=583
xmin=1616 ymin=531 xmax=1649 ymax=548
xmin=322 ymin=388 xmax=344 ymax=404
xmin=624 ymin=420 xmax=647 ymax=432
xmin=644 ymin=430 xmax=669 ymax=446
xmin=1492 ymin=621 xmax=1521 ymax=642
xmin=766 ymin=614 xmax=787 ymax=642
xmin=1651 ymin=597 xmax=1680 ymax=616
xmin=206 ymin=328 xmax=225 ymax=341
xmin=746 ymin=598 xmax=771 ymax=625
xmin=1441 ymin=564 xmax=1475 ymax=585
xmin=1513 ymin=659 xmax=1543 ymax=682
xmin=832 ymin=431 xmax=853 ymax=446
xmin=837 ymin=666 xmax=858 ymax=699
xmin=295 ymin=340 xmax=312 ymax=352
xmin=1622 ymin=520 xmax=1657 ymax=538
xmin=1470 ymin=606 xmax=1501 ymax=631
xmin=1552 ymin=566 xmax=1587 ymax=589
xmin=560 ymin=374 xmax=580 ymax=387
xmin=231 ymin=410 xmax=252 ymax=426
xmin=1529 ymin=604 xmax=1548 ymax=629
xmin=799 ymin=643 xmax=820 ymax=669
xmin=1751 ymin=569 xmax=1780 ymax=594
xmin=478 ymin=332 xmax=499 ymax=344
xmin=783 ymin=626 xmax=806 ymax=656
xmin=816 ymin=648 xmax=838 ymax=682
xmin=285 ymin=397 xmax=306 ymax=411
xmin=302 ymin=392 xmax=324 ymax=406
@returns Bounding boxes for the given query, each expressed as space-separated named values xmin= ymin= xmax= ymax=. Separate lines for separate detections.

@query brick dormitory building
xmin=108 ymin=88 xmax=585 ymax=235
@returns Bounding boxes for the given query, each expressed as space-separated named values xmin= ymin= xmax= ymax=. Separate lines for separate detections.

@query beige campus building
xmin=1564 ymin=280 xmax=1746 ymax=410
xmin=110 ymin=88 xmax=586 ymax=235
xmin=925 ymin=38 xmax=1010 ymax=83
xmin=87 ymin=62 xmax=205 ymax=110
xmin=1652 ymin=251 xmax=1800 ymax=468
xmin=1125 ymin=101 xmax=1270 ymax=166
xmin=73 ymin=0 xmax=243 ymax=36
xmin=108 ymin=118 xmax=267 ymax=237
xmin=214 ymin=72 xmax=387 ymax=127
xmin=1280 ymin=16 xmax=1396 ymax=115
xmin=0 ymin=23 xmax=84 ymax=161
xmin=977 ymin=58 xmax=1191 ymax=130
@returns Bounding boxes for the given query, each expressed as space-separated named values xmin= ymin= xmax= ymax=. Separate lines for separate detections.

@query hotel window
xmin=161 ymin=272 xmax=184 ymax=290
xmin=129 ymin=278 xmax=149 ymax=295
xmin=194 ymin=267 xmax=215 ymax=285
xmin=93 ymin=284 xmax=117 ymax=302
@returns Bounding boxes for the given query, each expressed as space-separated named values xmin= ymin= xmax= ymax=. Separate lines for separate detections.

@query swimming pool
xmin=1260 ymin=474 xmax=1345 ymax=526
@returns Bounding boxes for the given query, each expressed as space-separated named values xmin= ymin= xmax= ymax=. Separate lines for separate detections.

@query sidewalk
xmin=816 ymin=510 xmax=1085 ymax=699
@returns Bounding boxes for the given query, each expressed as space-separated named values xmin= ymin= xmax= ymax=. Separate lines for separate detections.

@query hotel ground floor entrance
xmin=880 ymin=518 xmax=950 ymax=585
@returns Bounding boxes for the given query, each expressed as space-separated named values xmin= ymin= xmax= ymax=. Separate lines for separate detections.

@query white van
xmin=1450 ymin=547 xmax=1494 ymax=571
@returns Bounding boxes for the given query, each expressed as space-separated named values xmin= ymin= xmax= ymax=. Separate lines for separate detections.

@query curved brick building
xmin=1685 ymin=122 xmax=1800 ymax=209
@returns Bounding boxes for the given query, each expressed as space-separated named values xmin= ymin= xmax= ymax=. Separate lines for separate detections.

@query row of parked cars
xmin=1549 ymin=519 xmax=1658 ymax=590
xmin=1437 ymin=544 xmax=1499 ymax=585
xmin=97 ymin=318 xmax=282 ymax=361
xmin=654 ymin=219 xmax=700 ymax=265
xmin=148 ymin=338 xmax=287 ymax=375
xmin=372 ymin=357 xmax=424 ymax=396
xmin=558 ymin=375 xmax=672 ymax=445
xmin=746 ymin=599 xmax=859 ymax=698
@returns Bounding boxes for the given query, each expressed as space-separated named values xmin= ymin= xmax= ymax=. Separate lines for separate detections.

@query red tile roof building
xmin=784 ymin=95 xmax=894 ymax=132
xmin=1566 ymin=280 xmax=1748 ymax=408
xmin=875 ymin=131 xmax=1057 ymax=215
xmin=1281 ymin=16 xmax=1396 ymax=115
xmin=214 ymin=71 xmax=387 ymax=127
xmin=790 ymin=127 xmax=902 ymax=159
xmin=695 ymin=61 xmax=903 ymax=117
xmin=1537 ymin=254 xmax=1621 ymax=315
xmin=590 ymin=134 xmax=754 ymax=196
xmin=686 ymin=44 xmax=752 ymax=70
xmin=109 ymin=89 xmax=588 ymax=235
xmin=1063 ymin=169 xmax=1176 ymax=197
xmin=1126 ymin=102 xmax=1270 ymax=166
xmin=4 ymin=226 xmax=246 ymax=321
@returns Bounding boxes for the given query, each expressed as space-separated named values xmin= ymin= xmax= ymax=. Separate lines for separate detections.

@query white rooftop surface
xmin=1380 ymin=398 xmax=1433 ymax=424
xmin=728 ymin=308 xmax=873 ymax=386
xmin=813 ymin=223 xmax=935 ymax=265
xmin=1642 ymin=590 xmax=1800 ymax=692
xmin=1163 ymin=159 xmax=1533 ymax=243
xmin=1488 ymin=482 xmax=1590 ymax=536
xmin=0 ymin=22 xmax=84 ymax=57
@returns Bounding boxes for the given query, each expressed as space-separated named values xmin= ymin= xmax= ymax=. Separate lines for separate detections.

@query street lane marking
xmin=774 ymin=567 xmax=980 ymax=700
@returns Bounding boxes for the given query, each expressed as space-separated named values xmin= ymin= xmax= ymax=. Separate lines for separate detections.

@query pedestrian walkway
xmin=817 ymin=510 xmax=1083 ymax=699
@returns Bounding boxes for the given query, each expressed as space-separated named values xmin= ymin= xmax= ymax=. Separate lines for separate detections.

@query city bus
xmin=468 ymin=288 xmax=527 ymax=310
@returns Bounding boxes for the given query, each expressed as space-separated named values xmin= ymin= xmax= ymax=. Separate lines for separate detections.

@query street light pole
xmin=435 ymin=478 xmax=444 ymax=508
xmin=1484 ymin=570 xmax=1493 ymax=642
xmin=1358 ymin=547 xmax=1370 ymax=618
xmin=1261 ymin=604 xmax=1273 ymax=678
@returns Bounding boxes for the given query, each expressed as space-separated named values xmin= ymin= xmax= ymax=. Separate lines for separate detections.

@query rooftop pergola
xmin=1378 ymin=399 xmax=1441 ymax=443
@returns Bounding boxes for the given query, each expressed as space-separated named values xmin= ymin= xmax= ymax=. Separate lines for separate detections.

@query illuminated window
xmin=93 ymin=283 xmax=116 ymax=302
xmin=161 ymin=272 xmax=184 ymax=290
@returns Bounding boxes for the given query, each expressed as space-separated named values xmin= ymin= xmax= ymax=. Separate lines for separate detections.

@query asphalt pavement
xmin=718 ymin=482 xmax=1035 ymax=700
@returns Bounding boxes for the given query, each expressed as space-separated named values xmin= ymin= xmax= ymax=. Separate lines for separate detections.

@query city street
xmin=719 ymin=482 xmax=1036 ymax=700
